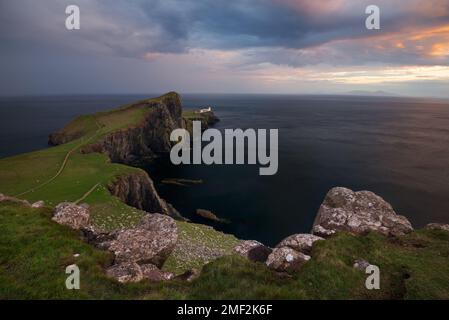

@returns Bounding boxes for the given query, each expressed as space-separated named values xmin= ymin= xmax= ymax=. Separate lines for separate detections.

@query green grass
xmin=1 ymin=201 xmax=448 ymax=299
xmin=1 ymin=92 xmax=448 ymax=299
xmin=0 ymin=92 xmax=238 ymax=273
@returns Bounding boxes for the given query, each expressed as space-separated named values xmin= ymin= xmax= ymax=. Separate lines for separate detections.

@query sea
xmin=1 ymin=94 xmax=448 ymax=246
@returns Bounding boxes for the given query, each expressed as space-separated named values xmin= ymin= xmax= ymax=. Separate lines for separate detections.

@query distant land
xmin=345 ymin=90 xmax=399 ymax=97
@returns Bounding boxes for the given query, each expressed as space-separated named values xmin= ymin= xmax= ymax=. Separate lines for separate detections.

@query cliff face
xmin=108 ymin=171 xmax=170 ymax=215
xmin=81 ymin=94 xmax=183 ymax=164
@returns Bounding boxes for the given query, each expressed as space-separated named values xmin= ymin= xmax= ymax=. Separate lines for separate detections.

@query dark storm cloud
xmin=1 ymin=0 xmax=449 ymax=96
xmin=1 ymin=0 xmax=448 ymax=61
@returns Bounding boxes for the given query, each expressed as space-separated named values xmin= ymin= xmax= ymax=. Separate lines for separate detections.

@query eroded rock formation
xmin=108 ymin=171 xmax=170 ymax=215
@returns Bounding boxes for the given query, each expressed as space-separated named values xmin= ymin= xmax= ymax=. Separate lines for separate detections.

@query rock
xmin=312 ymin=225 xmax=336 ymax=238
xmin=108 ymin=171 xmax=173 ymax=216
xmin=177 ymin=268 xmax=201 ymax=282
xmin=106 ymin=262 xmax=143 ymax=283
xmin=105 ymin=214 xmax=178 ymax=268
xmin=31 ymin=200 xmax=45 ymax=208
xmin=312 ymin=187 xmax=413 ymax=237
xmin=106 ymin=262 xmax=174 ymax=283
xmin=266 ymin=247 xmax=310 ymax=273
xmin=196 ymin=209 xmax=228 ymax=223
xmin=52 ymin=202 xmax=90 ymax=230
xmin=234 ymin=240 xmax=272 ymax=262
xmin=275 ymin=234 xmax=324 ymax=255
xmin=425 ymin=223 xmax=449 ymax=232
xmin=353 ymin=259 xmax=371 ymax=271
xmin=140 ymin=264 xmax=174 ymax=282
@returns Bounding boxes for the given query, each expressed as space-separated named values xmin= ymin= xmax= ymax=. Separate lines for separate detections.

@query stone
xmin=140 ymin=264 xmax=174 ymax=282
xmin=106 ymin=262 xmax=174 ymax=283
xmin=425 ymin=223 xmax=449 ymax=232
xmin=31 ymin=200 xmax=45 ymax=208
xmin=266 ymin=247 xmax=310 ymax=273
xmin=234 ymin=240 xmax=272 ymax=262
xmin=312 ymin=187 xmax=413 ymax=237
xmin=105 ymin=213 xmax=178 ymax=268
xmin=52 ymin=202 xmax=90 ymax=230
xmin=353 ymin=259 xmax=371 ymax=271
xmin=275 ymin=234 xmax=324 ymax=255
xmin=106 ymin=262 xmax=143 ymax=283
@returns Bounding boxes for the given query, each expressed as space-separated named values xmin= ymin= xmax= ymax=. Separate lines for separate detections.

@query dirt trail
xmin=15 ymin=120 xmax=102 ymax=197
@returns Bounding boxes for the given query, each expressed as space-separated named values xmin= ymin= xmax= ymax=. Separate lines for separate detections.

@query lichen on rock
xmin=312 ymin=187 xmax=413 ymax=237
xmin=52 ymin=202 xmax=90 ymax=230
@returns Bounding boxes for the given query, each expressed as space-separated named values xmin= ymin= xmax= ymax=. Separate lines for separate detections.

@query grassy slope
xmin=0 ymin=92 xmax=238 ymax=274
xmin=1 ymin=201 xmax=448 ymax=300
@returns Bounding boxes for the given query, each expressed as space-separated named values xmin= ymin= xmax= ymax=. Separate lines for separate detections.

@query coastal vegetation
xmin=0 ymin=92 xmax=448 ymax=299
xmin=1 ymin=200 xmax=448 ymax=299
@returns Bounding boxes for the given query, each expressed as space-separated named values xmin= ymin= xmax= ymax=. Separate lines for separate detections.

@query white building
xmin=199 ymin=107 xmax=212 ymax=113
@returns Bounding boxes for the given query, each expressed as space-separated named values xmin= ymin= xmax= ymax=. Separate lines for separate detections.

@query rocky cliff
xmin=107 ymin=171 xmax=174 ymax=217
xmin=47 ymin=93 xmax=190 ymax=218
xmin=81 ymin=93 xmax=183 ymax=164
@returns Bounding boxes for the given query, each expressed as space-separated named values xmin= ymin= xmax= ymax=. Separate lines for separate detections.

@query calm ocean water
xmin=1 ymin=94 xmax=449 ymax=246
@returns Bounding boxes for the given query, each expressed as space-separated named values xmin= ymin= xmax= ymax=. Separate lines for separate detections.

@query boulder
xmin=266 ymin=247 xmax=310 ymax=273
xmin=31 ymin=200 xmax=45 ymax=208
xmin=312 ymin=187 xmax=413 ymax=237
xmin=52 ymin=202 xmax=90 ymax=230
xmin=425 ymin=223 xmax=449 ymax=232
xmin=234 ymin=240 xmax=272 ymax=262
xmin=275 ymin=234 xmax=324 ymax=255
xmin=105 ymin=214 xmax=178 ymax=268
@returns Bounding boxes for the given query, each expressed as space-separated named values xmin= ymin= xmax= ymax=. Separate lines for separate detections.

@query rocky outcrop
xmin=49 ymin=93 xmax=183 ymax=163
xmin=82 ymin=95 xmax=182 ymax=163
xmin=276 ymin=234 xmax=324 ymax=255
xmin=108 ymin=171 xmax=170 ymax=215
xmin=103 ymin=214 xmax=178 ymax=268
xmin=425 ymin=223 xmax=449 ymax=232
xmin=312 ymin=187 xmax=413 ymax=237
xmin=266 ymin=247 xmax=310 ymax=273
xmin=52 ymin=202 xmax=90 ymax=230
xmin=234 ymin=240 xmax=272 ymax=263
xmin=88 ymin=213 xmax=178 ymax=283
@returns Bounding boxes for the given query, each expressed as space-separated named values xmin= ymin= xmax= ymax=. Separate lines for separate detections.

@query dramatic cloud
xmin=0 ymin=0 xmax=449 ymax=96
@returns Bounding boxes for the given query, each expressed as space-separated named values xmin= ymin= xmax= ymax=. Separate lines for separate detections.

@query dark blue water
xmin=1 ymin=94 xmax=449 ymax=246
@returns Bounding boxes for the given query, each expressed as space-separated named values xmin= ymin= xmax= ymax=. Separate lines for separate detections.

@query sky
xmin=1 ymin=0 xmax=449 ymax=97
